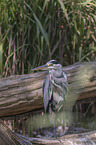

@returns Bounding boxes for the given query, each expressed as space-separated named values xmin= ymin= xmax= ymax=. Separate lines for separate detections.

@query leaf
xmin=24 ymin=1 xmax=49 ymax=46
xmin=82 ymin=0 xmax=93 ymax=6
xmin=58 ymin=0 xmax=69 ymax=24
xmin=0 ymin=43 xmax=3 ymax=75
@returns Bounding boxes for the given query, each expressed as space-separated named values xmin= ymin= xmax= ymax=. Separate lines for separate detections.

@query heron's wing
xmin=62 ymin=71 xmax=68 ymax=99
xmin=63 ymin=71 xmax=68 ymax=86
xmin=51 ymin=71 xmax=68 ymax=102
xmin=51 ymin=72 xmax=68 ymax=112
xmin=43 ymin=74 xmax=52 ymax=112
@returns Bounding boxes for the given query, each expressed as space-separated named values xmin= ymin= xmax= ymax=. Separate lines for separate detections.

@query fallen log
xmin=0 ymin=119 xmax=32 ymax=145
xmin=0 ymin=62 xmax=96 ymax=117
xmin=30 ymin=130 xmax=96 ymax=145
xmin=1 ymin=118 xmax=96 ymax=145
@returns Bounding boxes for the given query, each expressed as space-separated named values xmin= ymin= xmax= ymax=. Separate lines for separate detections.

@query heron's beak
xmin=32 ymin=64 xmax=48 ymax=71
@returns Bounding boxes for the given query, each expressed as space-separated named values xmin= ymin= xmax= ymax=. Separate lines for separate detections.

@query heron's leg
xmin=54 ymin=123 xmax=56 ymax=139
xmin=60 ymin=120 xmax=69 ymax=137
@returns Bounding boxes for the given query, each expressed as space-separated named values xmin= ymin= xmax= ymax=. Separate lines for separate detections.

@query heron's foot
xmin=44 ymin=129 xmax=54 ymax=139
xmin=59 ymin=126 xmax=69 ymax=137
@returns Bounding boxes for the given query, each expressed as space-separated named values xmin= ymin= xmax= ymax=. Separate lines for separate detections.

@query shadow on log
xmin=0 ymin=62 xmax=96 ymax=117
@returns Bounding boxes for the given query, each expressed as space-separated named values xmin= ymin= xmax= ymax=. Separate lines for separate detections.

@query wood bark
xmin=31 ymin=131 xmax=96 ymax=145
xmin=0 ymin=62 xmax=96 ymax=117
xmin=30 ymin=130 xmax=96 ymax=145
xmin=0 ymin=119 xmax=32 ymax=145
xmin=1 ymin=118 xmax=96 ymax=145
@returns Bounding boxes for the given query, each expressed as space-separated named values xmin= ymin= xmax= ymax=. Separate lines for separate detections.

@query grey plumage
xmin=32 ymin=60 xmax=68 ymax=114
xmin=43 ymin=63 xmax=68 ymax=113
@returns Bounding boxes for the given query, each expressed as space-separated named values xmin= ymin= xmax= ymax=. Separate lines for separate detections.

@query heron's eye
xmin=49 ymin=63 xmax=53 ymax=66
xmin=47 ymin=63 xmax=53 ymax=66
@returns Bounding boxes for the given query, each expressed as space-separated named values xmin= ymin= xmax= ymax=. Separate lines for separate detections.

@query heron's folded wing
xmin=43 ymin=74 xmax=52 ymax=112
xmin=63 ymin=71 xmax=68 ymax=86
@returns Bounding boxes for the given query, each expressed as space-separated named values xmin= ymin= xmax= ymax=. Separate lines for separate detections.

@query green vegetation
xmin=0 ymin=0 xmax=96 ymax=76
xmin=0 ymin=44 xmax=3 ymax=76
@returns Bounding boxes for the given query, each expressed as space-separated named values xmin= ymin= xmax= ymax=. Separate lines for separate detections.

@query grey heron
xmin=32 ymin=60 xmax=68 ymax=113
xmin=32 ymin=60 xmax=68 ymax=136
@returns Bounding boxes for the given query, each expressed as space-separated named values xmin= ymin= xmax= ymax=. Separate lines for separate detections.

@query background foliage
xmin=0 ymin=0 xmax=96 ymax=77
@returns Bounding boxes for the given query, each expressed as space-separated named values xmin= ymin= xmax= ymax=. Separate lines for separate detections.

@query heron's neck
xmin=49 ymin=67 xmax=63 ymax=78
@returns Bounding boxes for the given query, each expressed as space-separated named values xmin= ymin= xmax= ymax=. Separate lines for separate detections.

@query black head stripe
xmin=47 ymin=60 xmax=58 ymax=65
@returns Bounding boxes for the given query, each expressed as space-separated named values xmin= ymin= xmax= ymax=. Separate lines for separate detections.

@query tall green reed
xmin=0 ymin=0 xmax=96 ymax=77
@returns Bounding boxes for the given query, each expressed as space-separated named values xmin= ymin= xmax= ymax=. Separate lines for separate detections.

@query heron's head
xmin=32 ymin=60 xmax=62 ymax=72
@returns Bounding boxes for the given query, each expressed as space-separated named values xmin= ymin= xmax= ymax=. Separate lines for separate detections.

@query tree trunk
xmin=0 ymin=62 xmax=96 ymax=117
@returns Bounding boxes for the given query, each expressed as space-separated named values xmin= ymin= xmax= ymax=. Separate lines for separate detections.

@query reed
xmin=0 ymin=0 xmax=96 ymax=77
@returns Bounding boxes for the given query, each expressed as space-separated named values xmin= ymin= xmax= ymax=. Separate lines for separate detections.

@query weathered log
xmin=0 ymin=62 xmax=96 ymax=117
xmin=1 ymin=118 xmax=96 ymax=145
xmin=0 ymin=119 xmax=32 ymax=145
xmin=30 ymin=130 xmax=96 ymax=144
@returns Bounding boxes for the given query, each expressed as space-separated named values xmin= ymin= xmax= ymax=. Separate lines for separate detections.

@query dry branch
xmin=0 ymin=62 xmax=96 ymax=117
